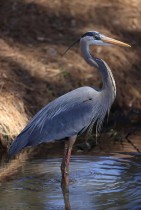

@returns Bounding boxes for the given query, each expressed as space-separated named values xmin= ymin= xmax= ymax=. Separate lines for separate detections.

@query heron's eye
xmin=94 ymin=35 xmax=100 ymax=40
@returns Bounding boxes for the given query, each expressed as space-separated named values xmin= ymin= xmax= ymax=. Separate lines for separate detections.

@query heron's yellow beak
xmin=101 ymin=36 xmax=131 ymax=47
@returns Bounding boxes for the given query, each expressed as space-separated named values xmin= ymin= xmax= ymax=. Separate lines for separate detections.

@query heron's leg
xmin=61 ymin=135 xmax=76 ymax=193
xmin=62 ymin=188 xmax=71 ymax=210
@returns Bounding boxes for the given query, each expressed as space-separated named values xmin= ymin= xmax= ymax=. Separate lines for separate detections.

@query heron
xmin=8 ymin=31 xmax=130 ymax=191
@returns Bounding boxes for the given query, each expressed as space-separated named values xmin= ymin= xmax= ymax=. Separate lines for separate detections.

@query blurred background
xmin=0 ymin=0 xmax=141 ymax=153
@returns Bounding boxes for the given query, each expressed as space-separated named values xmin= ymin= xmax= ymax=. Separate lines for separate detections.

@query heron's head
xmin=62 ymin=31 xmax=131 ymax=55
xmin=81 ymin=31 xmax=131 ymax=47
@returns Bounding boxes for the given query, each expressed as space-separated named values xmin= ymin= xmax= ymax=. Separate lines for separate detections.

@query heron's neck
xmin=80 ymin=39 xmax=116 ymax=102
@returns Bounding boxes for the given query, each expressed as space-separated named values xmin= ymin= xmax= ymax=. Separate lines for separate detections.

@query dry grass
xmin=0 ymin=0 xmax=141 ymax=147
xmin=0 ymin=94 xmax=28 ymax=147
xmin=0 ymin=0 xmax=140 ymax=162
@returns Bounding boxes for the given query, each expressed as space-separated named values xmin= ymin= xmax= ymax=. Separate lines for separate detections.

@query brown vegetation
xmin=0 ymin=0 xmax=141 ymax=149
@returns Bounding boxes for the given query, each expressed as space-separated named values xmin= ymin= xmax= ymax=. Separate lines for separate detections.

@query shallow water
xmin=0 ymin=153 xmax=141 ymax=210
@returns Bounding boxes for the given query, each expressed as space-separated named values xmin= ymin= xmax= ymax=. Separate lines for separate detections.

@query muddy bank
xmin=0 ymin=0 xmax=141 ymax=149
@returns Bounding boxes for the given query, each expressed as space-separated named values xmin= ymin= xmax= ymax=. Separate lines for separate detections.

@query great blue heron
xmin=8 ymin=31 xmax=130 ymax=191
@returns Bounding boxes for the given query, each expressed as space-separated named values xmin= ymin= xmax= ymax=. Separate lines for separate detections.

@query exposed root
xmin=125 ymin=129 xmax=141 ymax=153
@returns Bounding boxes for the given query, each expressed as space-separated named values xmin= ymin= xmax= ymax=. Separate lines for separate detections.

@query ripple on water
xmin=0 ymin=153 xmax=141 ymax=210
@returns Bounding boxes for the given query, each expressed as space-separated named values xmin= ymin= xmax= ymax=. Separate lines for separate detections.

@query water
xmin=0 ymin=153 xmax=141 ymax=210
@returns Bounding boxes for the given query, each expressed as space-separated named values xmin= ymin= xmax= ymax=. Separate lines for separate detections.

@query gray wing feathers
xmin=8 ymin=131 xmax=30 ymax=156
xmin=8 ymin=87 xmax=99 ymax=156
xmin=27 ymin=87 xmax=98 ymax=145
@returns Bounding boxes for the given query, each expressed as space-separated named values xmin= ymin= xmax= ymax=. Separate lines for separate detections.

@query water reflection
xmin=0 ymin=154 xmax=141 ymax=210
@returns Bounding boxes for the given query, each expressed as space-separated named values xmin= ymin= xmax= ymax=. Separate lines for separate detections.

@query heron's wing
xmin=25 ymin=87 xmax=99 ymax=143
xmin=8 ymin=87 xmax=99 ymax=155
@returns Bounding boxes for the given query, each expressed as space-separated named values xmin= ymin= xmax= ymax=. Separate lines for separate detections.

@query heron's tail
xmin=8 ymin=132 xmax=29 ymax=156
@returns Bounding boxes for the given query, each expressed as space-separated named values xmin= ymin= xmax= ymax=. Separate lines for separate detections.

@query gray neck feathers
xmin=80 ymin=38 xmax=116 ymax=133
xmin=80 ymin=39 xmax=116 ymax=102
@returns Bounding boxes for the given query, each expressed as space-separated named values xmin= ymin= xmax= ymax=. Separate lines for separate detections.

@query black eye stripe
xmin=82 ymin=32 xmax=94 ymax=37
xmin=81 ymin=32 xmax=100 ymax=40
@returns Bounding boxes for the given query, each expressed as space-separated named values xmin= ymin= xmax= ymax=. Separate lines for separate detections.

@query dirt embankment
xmin=0 ymin=0 xmax=141 ymax=150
